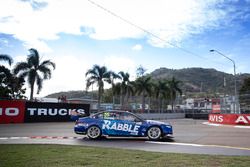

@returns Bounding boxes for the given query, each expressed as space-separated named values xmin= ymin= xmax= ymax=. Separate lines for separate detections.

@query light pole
xmin=210 ymin=49 xmax=238 ymax=113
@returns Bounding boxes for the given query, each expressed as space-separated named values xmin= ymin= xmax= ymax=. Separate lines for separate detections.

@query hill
xmin=150 ymin=67 xmax=250 ymax=94
xmin=46 ymin=67 xmax=250 ymax=98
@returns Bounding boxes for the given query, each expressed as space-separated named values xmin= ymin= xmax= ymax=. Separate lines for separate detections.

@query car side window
xmin=92 ymin=113 xmax=103 ymax=119
xmin=103 ymin=112 xmax=120 ymax=120
xmin=121 ymin=112 xmax=140 ymax=122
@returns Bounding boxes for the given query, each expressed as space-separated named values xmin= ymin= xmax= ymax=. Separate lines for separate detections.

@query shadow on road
xmin=79 ymin=136 xmax=175 ymax=143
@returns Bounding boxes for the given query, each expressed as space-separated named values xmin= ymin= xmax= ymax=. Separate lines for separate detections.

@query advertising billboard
xmin=209 ymin=114 xmax=250 ymax=125
xmin=0 ymin=100 xmax=90 ymax=123
xmin=0 ymin=100 xmax=25 ymax=123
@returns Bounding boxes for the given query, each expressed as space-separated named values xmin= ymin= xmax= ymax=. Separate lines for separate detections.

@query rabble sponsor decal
xmin=102 ymin=120 xmax=140 ymax=134
xmin=0 ymin=100 xmax=25 ymax=123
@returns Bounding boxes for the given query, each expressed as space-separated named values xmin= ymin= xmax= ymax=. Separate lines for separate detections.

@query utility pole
xmin=210 ymin=49 xmax=239 ymax=113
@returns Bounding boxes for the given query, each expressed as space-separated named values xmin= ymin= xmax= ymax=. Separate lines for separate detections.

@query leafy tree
xmin=6 ymin=75 xmax=26 ymax=99
xmin=239 ymin=77 xmax=250 ymax=109
xmin=0 ymin=54 xmax=26 ymax=99
xmin=240 ymin=77 xmax=250 ymax=94
xmin=168 ymin=77 xmax=182 ymax=111
xmin=0 ymin=54 xmax=12 ymax=98
xmin=13 ymin=48 xmax=55 ymax=100
xmin=0 ymin=54 xmax=12 ymax=81
xmin=134 ymin=76 xmax=152 ymax=112
xmin=85 ymin=65 xmax=111 ymax=111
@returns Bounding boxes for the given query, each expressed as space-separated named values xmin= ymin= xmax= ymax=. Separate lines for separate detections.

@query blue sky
xmin=0 ymin=0 xmax=250 ymax=97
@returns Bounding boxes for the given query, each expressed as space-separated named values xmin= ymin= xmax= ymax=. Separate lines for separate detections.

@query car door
xmin=116 ymin=112 xmax=144 ymax=136
xmin=100 ymin=111 xmax=142 ymax=136
xmin=101 ymin=111 xmax=121 ymax=136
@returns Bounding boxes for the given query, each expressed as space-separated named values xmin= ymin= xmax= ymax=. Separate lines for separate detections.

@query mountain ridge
xmin=45 ymin=67 xmax=250 ymax=98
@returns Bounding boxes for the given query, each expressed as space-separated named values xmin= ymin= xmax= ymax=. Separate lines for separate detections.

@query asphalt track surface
xmin=0 ymin=119 xmax=250 ymax=156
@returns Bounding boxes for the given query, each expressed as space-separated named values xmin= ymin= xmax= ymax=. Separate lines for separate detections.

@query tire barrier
xmin=185 ymin=109 xmax=209 ymax=120
xmin=0 ymin=100 xmax=90 ymax=124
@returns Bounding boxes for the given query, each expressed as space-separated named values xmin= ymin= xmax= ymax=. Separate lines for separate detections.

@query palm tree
xmin=168 ymin=77 xmax=182 ymax=111
xmin=109 ymin=71 xmax=121 ymax=106
xmin=154 ymin=80 xmax=170 ymax=112
xmin=13 ymin=48 xmax=55 ymax=100
xmin=134 ymin=76 xmax=153 ymax=113
xmin=118 ymin=71 xmax=134 ymax=109
xmin=85 ymin=65 xmax=111 ymax=112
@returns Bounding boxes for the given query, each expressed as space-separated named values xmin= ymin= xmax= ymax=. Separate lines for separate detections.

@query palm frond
xmin=13 ymin=62 xmax=30 ymax=75
xmin=28 ymin=48 xmax=40 ymax=67
xmin=38 ymin=66 xmax=52 ymax=79
xmin=0 ymin=54 xmax=13 ymax=66
xmin=40 ymin=60 xmax=56 ymax=70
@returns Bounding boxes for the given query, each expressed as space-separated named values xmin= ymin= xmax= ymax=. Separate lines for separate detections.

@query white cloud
xmin=39 ymin=55 xmax=87 ymax=96
xmin=12 ymin=53 xmax=89 ymax=97
xmin=40 ymin=54 xmax=137 ymax=96
xmin=0 ymin=0 xmax=236 ymax=52
xmin=104 ymin=55 xmax=136 ymax=76
xmin=132 ymin=44 xmax=142 ymax=51
xmin=35 ymin=55 xmax=87 ymax=96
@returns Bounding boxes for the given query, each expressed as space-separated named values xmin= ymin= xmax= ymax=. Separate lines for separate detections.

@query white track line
xmin=0 ymin=136 xmax=84 ymax=140
xmin=146 ymin=141 xmax=250 ymax=151
xmin=202 ymin=122 xmax=221 ymax=126
xmin=146 ymin=141 xmax=203 ymax=147
xmin=203 ymin=122 xmax=250 ymax=128
xmin=234 ymin=126 xmax=250 ymax=129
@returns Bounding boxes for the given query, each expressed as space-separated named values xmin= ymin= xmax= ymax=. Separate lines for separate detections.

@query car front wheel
xmin=87 ymin=126 xmax=101 ymax=139
xmin=147 ymin=126 xmax=162 ymax=140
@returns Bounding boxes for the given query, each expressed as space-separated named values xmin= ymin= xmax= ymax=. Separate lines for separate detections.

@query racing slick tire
xmin=147 ymin=126 xmax=162 ymax=141
xmin=87 ymin=125 xmax=102 ymax=139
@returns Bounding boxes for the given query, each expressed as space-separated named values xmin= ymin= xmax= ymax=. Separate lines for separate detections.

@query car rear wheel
xmin=147 ymin=126 xmax=162 ymax=140
xmin=87 ymin=126 xmax=101 ymax=139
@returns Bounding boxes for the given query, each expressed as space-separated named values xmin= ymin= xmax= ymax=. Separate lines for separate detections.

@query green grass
xmin=0 ymin=144 xmax=250 ymax=167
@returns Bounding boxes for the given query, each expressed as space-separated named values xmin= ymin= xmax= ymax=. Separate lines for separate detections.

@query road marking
xmin=146 ymin=141 xmax=250 ymax=151
xmin=1 ymin=136 xmax=250 ymax=151
xmin=146 ymin=141 xmax=203 ymax=147
xmin=234 ymin=126 xmax=250 ymax=129
xmin=206 ymin=144 xmax=250 ymax=151
xmin=202 ymin=122 xmax=221 ymax=126
xmin=203 ymin=122 xmax=250 ymax=129
xmin=0 ymin=136 xmax=85 ymax=140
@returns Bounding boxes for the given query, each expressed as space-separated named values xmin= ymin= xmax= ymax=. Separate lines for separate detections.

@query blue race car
xmin=74 ymin=110 xmax=173 ymax=140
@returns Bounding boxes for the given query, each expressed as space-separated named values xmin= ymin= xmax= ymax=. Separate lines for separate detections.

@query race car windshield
xmin=91 ymin=111 xmax=145 ymax=122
